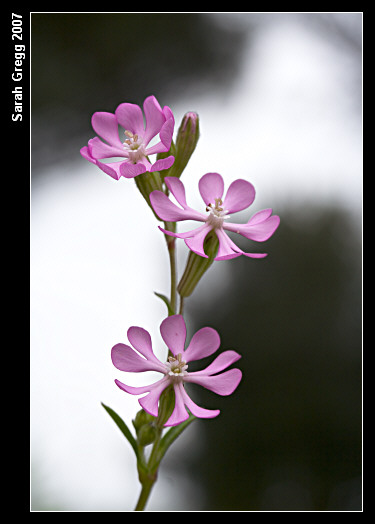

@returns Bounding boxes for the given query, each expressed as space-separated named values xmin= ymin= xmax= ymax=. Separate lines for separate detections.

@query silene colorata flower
xmin=80 ymin=95 xmax=175 ymax=180
xmin=149 ymin=173 xmax=280 ymax=260
xmin=111 ymin=315 xmax=242 ymax=426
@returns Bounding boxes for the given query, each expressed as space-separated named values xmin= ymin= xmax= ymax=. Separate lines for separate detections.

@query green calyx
xmin=157 ymin=112 xmax=200 ymax=181
xmin=177 ymin=230 xmax=219 ymax=298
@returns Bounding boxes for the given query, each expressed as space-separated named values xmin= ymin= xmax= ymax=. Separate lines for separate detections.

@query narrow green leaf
xmin=101 ymin=402 xmax=139 ymax=459
xmin=154 ymin=292 xmax=175 ymax=316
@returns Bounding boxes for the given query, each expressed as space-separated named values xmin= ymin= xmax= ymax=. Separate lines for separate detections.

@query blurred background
xmin=31 ymin=12 xmax=362 ymax=511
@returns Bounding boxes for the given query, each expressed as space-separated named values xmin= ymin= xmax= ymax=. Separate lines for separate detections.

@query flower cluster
xmin=82 ymin=94 xmax=280 ymax=510
xmin=81 ymin=94 xmax=282 ymax=511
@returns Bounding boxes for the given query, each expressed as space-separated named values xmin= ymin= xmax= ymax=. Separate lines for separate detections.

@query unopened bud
xmin=177 ymin=230 xmax=219 ymax=298
xmin=132 ymin=409 xmax=157 ymax=446
xmin=158 ymin=112 xmax=200 ymax=181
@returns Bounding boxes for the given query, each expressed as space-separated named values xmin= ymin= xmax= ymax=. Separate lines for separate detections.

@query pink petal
xmin=138 ymin=377 xmax=171 ymax=417
xmin=91 ymin=111 xmax=123 ymax=148
xmin=158 ymin=117 xmax=174 ymax=151
xmin=215 ymin=228 xmax=267 ymax=260
xmin=184 ymin=223 xmax=213 ymax=258
xmin=94 ymin=159 xmax=124 ymax=180
xmin=143 ymin=95 xmax=166 ymax=144
xmin=215 ymin=228 xmax=243 ymax=260
xmin=150 ymin=191 xmax=200 ymax=222
xmin=247 ymin=208 xmax=273 ymax=224
xmin=115 ymin=376 xmax=166 ymax=396
xmin=149 ymin=156 xmax=175 ymax=172
xmin=164 ymin=382 xmax=190 ymax=426
xmin=127 ymin=326 xmax=161 ymax=366
xmin=223 ymin=179 xmax=255 ymax=213
xmin=164 ymin=177 xmax=189 ymax=208
xmin=88 ymin=137 xmax=125 ymax=160
xmin=160 ymin=315 xmax=186 ymax=356
xmin=162 ymin=105 xmax=175 ymax=123
xmin=183 ymin=327 xmax=221 ymax=363
xmin=185 ymin=368 xmax=242 ymax=396
xmin=179 ymin=383 xmax=220 ymax=419
xmin=111 ymin=343 xmax=166 ymax=373
xmin=115 ymin=103 xmax=145 ymax=136
xmin=223 ymin=212 xmax=280 ymax=242
xmin=188 ymin=350 xmax=242 ymax=376
xmin=198 ymin=172 xmax=224 ymax=206
xmin=158 ymin=223 xmax=208 ymax=240
xmin=80 ymin=146 xmax=96 ymax=164
xmin=119 ymin=161 xmax=148 ymax=179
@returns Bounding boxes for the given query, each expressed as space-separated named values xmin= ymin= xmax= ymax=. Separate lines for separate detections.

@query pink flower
xmin=111 ymin=315 xmax=242 ymax=426
xmin=149 ymin=173 xmax=280 ymax=260
xmin=80 ymin=95 xmax=175 ymax=180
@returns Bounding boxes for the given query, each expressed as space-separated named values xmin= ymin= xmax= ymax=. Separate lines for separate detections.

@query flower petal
xmin=111 ymin=343 xmax=165 ymax=373
xmin=114 ymin=377 xmax=164 ymax=396
xmin=150 ymin=190 xmax=200 ymax=222
xmin=143 ymin=95 xmax=166 ymax=144
xmin=179 ymin=383 xmax=220 ymax=419
xmin=138 ymin=376 xmax=171 ymax=417
xmin=215 ymin=228 xmax=243 ymax=260
xmin=88 ymin=137 xmax=125 ymax=160
xmin=223 ymin=179 xmax=255 ymax=213
xmin=223 ymin=211 xmax=280 ymax=242
xmin=115 ymin=103 xmax=145 ymax=136
xmin=158 ymin=116 xmax=175 ymax=151
xmin=184 ymin=223 xmax=213 ymax=258
xmin=91 ymin=111 xmax=123 ymax=148
xmin=80 ymin=146 xmax=96 ymax=164
xmin=198 ymin=172 xmax=224 ymax=206
xmin=187 ymin=350 xmax=242 ymax=376
xmin=94 ymin=159 xmax=124 ymax=180
xmin=127 ymin=326 xmax=163 ymax=366
xmin=149 ymin=156 xmax=175 ymax=172
xmin=164 ymin=177 xmax=189 ymax=208
xmin=158 ymin=223 xmax=208 ymax=240
xmin=183 ymin=327 xmax=221 ymax=363
xmin=185 ymin=368 xmax=242 ymax=396
xmin=164 ymin=382 xmax=190 ymax=426
xmin=160 ymin=314 xmax=186 ymax=356
xmin=119 ymin=161 xmax=148 ymax=179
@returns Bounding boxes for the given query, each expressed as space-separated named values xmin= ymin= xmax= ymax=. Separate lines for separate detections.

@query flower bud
xmin=158 ymin=112 xmax=200 ymax=181
xmin=132 ymin=409 xmax=157 ymax=446
xmin=177 ymin=230 xmax=219 ymax=298
xmin=136 ymin=423 xmax=158 ymax=447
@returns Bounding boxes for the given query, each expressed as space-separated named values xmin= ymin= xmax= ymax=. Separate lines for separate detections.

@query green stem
xmin=179 ymin=296 xmax=184 ymax=315
xmin=134 ymin=423 xmax=164 ymax=510
xmin=134 ymin=473 xmax=157 ymax=511
xmin=164 ymin=221 xmax=177 ymax=315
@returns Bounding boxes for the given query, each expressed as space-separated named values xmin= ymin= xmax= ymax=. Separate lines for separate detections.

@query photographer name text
xmin=11 ymin=13 xmax=25 ymax=122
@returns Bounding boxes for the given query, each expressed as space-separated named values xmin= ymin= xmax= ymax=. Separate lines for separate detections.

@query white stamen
xmin=205 ymin=198 xmax=230 ymax=228
xmin=123 ymin=130 xmax=146 ymax=163
xmin=165 ymin=353 xmax=188 ymax=378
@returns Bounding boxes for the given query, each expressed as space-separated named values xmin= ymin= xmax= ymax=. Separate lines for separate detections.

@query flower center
xmin=206 ymin=198 xmax=230 ymax=228
xmin=123 ymin=130 xmax=146 ymax=163
xmin=166 ymin=353 xmax=188 ymax=378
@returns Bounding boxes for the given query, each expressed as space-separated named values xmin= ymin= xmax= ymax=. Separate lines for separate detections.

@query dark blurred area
xmin=31 ymin=12 xmax=247 ymax=173
xmin=171 ymin=205 xmax=362 ymax=511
